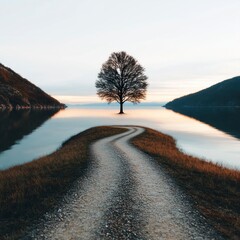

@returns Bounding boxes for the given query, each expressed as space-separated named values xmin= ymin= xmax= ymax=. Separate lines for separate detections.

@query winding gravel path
xmin=24 ymin=127 xmax=223 ymax=239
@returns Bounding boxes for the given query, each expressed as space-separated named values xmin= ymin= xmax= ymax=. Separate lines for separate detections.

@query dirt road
xmin=24 ymin=127 xmax=222 ymax=239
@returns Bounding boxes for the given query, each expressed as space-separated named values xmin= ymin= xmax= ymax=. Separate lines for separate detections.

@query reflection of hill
xmin=168 ymin=107 xmax=240 ymax=140
xmin=0 ymin=109 xmax=59 ymax=152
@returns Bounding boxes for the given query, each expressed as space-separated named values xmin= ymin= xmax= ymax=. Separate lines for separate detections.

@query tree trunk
xmin=119 ymin=101 xmax=124 ymax=114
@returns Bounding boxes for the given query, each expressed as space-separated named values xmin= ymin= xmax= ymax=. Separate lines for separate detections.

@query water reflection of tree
xmin=169 ymin=107 xmax=240 ymax=140
xmin=0 ymin=109 xmax=59 ymax=152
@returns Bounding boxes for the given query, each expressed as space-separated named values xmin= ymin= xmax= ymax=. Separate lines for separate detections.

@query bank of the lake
xmin=0 ymin=126 xmax=239 ymax=239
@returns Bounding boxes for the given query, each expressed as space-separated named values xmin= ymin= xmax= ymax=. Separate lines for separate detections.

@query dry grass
xmin=131 ymin=127 xmax=240 ymax=239
xmin=0 ymin=126 xmax=127 ymax=239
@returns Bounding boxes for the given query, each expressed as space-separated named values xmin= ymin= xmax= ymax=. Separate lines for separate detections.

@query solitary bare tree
xmin=96 ymin=51 xmax=148 ymax=114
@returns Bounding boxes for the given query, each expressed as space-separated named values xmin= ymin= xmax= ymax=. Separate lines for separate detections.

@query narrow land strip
xmin=0 ymin=126 xmax=239 ymax=239
xmin=23 ymin=127 xmax=222 ymax=239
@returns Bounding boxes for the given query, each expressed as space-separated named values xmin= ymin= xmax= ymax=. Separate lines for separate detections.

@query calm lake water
xmin=0 ymin=104 xmax=240 ymax=170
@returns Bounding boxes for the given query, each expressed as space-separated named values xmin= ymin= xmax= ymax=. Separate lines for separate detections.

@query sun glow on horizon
xmin=53 ymin=91 xmax=184 ymax=105
xmin=53 ymin=95 xmax=99 ymax=104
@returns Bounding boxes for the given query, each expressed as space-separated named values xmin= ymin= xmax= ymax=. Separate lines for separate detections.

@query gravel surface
xmin=22 ymin=127 xmax=223 ymax=240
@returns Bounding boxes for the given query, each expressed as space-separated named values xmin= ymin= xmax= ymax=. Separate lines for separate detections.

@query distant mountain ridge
xmin=0 ymin=63 xmax=65 ymax=110
xmin=165 ymin=76 xmax=240 ymax=108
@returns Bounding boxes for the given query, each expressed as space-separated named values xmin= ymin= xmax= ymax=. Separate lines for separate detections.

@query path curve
xmin=24 ymin=126 xmax=223 ymax=240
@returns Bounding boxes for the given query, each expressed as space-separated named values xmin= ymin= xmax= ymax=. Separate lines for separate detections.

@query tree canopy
xmin=95 ymin=51 xmax=148 ymax=113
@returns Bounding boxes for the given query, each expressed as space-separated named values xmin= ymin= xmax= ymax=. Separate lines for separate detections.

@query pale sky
xmin=1 ymin=0 xmax=240 ymax=103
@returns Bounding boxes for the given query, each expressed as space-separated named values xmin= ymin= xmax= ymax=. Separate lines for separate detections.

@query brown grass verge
xmin=0 ymin=126 xmax=127 ymax=239
xmin=131 ymin=127 xmax=240 ymax=239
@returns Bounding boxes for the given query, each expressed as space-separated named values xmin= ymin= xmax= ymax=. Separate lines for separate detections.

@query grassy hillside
xmin=0 ymin=63 xmax=65 ymax=109
xmin=165 ymin=76 xmax=240 ymax=108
